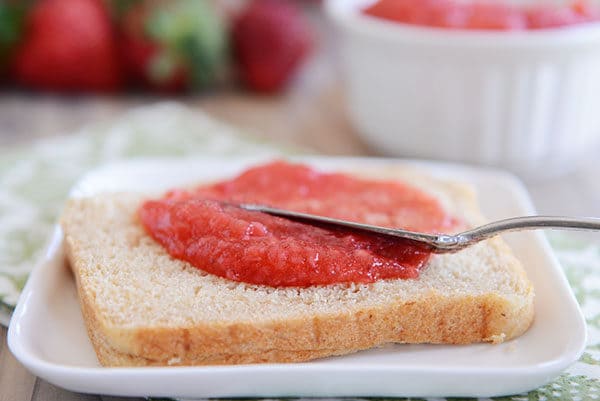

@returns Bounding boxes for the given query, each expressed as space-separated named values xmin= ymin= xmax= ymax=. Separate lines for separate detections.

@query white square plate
xmin=8 ymin=156 xmax=586 ymax=399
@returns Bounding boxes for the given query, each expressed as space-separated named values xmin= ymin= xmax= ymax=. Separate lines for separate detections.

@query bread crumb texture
xmin=61 ymin=171 xmax=534 ymax=366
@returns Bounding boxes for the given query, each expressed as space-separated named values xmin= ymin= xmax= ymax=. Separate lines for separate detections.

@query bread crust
xmin=61 ymin=168 xmax=535 ymax=367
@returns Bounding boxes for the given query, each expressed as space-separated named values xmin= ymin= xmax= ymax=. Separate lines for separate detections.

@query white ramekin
xmin=326 ymin=0 xmax=600 ymax=179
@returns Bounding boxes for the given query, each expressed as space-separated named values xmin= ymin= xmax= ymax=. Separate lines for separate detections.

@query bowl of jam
xmin=326 ymin=0 xmax=600 ymax=179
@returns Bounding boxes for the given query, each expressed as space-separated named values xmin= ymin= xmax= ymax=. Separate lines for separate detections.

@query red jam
xmin=363 ymin=0 xmax=600 ymax=30
xmin=139 ymin=161 xmax=457 ymax=287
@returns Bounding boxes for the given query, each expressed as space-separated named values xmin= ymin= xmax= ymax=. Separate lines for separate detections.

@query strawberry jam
xmin=363 ymin=0 xmax=600 ymax=30
xmin=139 ymin=161 xmax=456 ymax=287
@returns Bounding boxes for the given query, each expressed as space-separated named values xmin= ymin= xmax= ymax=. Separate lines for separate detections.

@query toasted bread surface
xmin=61 ymin=168 xmax=534 ymax=366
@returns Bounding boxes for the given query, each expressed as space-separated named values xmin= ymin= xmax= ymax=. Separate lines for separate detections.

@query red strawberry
xmin=12 ymin=0 xmax=122 ymax=92
xmin=232 ymin=0 xmax=312 ymax=93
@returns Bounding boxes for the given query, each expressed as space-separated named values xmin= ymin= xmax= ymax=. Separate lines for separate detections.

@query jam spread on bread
xmin=139 ymin=161 xmax=456 ymax=286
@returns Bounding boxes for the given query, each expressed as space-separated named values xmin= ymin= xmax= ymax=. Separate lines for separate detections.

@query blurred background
xmin=1 ymin=0 xmax=600 ymax=215
xmin=0 ymin=0 xmax=333 ymax=148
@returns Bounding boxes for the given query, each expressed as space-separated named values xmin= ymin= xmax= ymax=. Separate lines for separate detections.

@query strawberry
xmin=119 ymin=0 xmax=228 ymax=92
xmin=232 ymin=0 xmax=312 ymax=93
xmin=12 ymin=0 xmax=122 ymax=92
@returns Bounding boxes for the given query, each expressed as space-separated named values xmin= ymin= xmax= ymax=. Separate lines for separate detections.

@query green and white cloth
xmin=1 ymin=102 xmax=599 ymax=400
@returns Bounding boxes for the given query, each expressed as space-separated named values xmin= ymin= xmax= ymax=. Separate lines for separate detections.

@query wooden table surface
xmin=1 ymin=25 xmax=600 ymax=401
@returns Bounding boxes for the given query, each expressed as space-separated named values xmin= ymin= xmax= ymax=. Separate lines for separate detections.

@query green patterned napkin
xmin=2 ymin=102 xmax=599 ymax=399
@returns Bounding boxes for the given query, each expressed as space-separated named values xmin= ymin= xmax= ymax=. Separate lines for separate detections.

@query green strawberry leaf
xmin=105 ymin=0 xmax=142 ymax=19
xmin=0 ymin=1 xmax=27 ymax=64
xmin=148 ymin=49 xmax=181 ymax=83
xmin=145 ymin=0 xmax=228 ymax=88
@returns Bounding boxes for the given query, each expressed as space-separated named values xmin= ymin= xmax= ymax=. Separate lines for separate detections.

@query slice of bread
xmin=61 ymin=168 xmax=534 ymax=367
